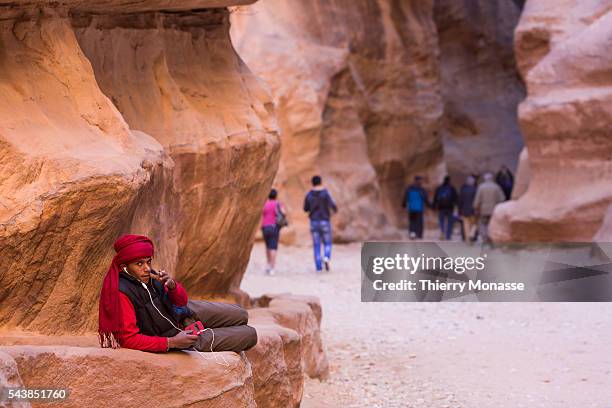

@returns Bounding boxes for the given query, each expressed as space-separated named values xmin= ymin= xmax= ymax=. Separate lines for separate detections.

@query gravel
xmin=243 ymin=242 xmax=612 ymax=407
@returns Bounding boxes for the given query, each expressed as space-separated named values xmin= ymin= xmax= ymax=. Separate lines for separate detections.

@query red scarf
xmin=98 ymin=234 xmax=154 ymax=348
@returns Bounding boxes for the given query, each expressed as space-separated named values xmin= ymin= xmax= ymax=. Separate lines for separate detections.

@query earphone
xmin=122 ymin=266 xmax=228 ymax=366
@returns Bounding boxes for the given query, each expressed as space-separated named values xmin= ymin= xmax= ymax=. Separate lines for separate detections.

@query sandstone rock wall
xmin=73 ymin=8 xmax=279 ymax=300
xmin=434 ymin=0 xmax=525 ymax=183
xmin=231 ymin=0 xmax=446 ymax=242
xmin=491 ymin=1 xmax=612 ymax=241
xmin=0 ymin=2 xmax=279 ymax=334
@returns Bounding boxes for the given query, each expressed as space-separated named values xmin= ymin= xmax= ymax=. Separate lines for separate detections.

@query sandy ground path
xmin=243 ymin=242 xmax=612 ymax=408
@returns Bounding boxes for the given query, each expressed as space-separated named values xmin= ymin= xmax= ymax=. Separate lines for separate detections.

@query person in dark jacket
xmin=433 ymin=176 xmax=458 ymax=240
xmin=402 ymin=175 xmax=429 ymax=239
xmin=458 ymin=176 xmax=477 ymax=242
xmin=495 ymin=165 xmax=514 ymax=200
xmin=99 ymin=234 xmax=257 ymax=353
xmin=304 ymin=175 xmax=337 ymax=273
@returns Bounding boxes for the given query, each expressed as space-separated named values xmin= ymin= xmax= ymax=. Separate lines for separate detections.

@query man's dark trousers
xmin=408 ymin=211 xmax=424 ymax=238
xmin=187 ymin=300 xmax=257 ymax=352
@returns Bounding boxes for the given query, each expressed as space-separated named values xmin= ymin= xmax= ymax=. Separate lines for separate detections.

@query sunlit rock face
xmin=231 ymin=0 xmax=446 ymax=242
xmin=74 ymin=9 xmax=280 ymax=301
xmin=0 ymin=2 xmax=278 ymax=334
xmin=434 ymin=0 xmax=525 ymax=184
xmin=491 ymin=0 xmax=612 ymax=242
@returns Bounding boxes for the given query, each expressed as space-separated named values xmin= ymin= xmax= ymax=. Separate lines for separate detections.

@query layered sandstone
xmin=0 ymin=1 xmax=253 ymax=13
xmin=0 ymin=2 xmax=325 ymax=406
xmin=434 ymin=0 xmax=525 ymax=183
xmin=0 ymin=2 xmax=278 ymax=334
xmin=0 ymin=294 xmax=326 ymax=408
xmin=0 ymin=7 xmax=172 ymax=334
xmin=246 ymin=293 xmax=330 ymax=408
xmin=491 ymin=1 xmax=612 ymax=241
xmin=0 ymin=346 xmax=255 ymax=408
xmin=231 ymin=0 xmax=445 ymax=241
xmin=74 ymin=8 xmax=279 ymax=300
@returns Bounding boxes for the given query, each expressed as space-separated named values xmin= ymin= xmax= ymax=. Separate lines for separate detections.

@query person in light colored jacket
xmin=473 ymin=173 xmax=505 ymax=243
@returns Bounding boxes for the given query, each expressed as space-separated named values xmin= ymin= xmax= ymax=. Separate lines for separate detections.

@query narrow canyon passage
xmin=244 ymin=243 xmax=612 ymax=408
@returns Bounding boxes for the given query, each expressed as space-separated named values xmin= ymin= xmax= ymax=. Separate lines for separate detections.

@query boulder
xmin=253 ymin=294 xmax=328 ymax=379
xmin=491 ymin=1 xmax=612 ymax=242
xmin=0 ymin=346 xmax=254 ymax=408
xmin=246 ymin=310 xmax=303 ymax=408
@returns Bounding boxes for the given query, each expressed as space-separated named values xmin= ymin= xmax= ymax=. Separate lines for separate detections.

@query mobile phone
xmin=150 ymin=268 xmax=159 ymax=276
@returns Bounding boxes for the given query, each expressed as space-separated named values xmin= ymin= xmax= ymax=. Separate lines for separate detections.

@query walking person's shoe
xmin=268 ymin=268 xmax=275 ymax=276
xmin=324 ymin=257 xmax=331 ymax=272
xmin=409 ymin=232 xmax=416 ymax=240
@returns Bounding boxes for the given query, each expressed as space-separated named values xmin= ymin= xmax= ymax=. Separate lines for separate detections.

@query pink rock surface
xmin=0 ymin=345 xmax=255 ymax=408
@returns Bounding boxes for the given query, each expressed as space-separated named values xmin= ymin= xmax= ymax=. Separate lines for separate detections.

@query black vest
xmin=119 ymin=272 xmax=180 ymax=338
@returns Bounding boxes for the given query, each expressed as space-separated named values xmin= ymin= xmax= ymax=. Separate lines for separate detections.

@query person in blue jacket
xmin=402 ymin=175 xmax=429 ymax=239
xmin=303 ymin=175 xmax=338 ymax=273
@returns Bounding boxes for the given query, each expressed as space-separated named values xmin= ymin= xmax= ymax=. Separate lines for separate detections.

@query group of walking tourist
xmin=261 ymin=166 xmax=513 ymax=275
xmin=402 ymin=166 xmax=513 ymax=243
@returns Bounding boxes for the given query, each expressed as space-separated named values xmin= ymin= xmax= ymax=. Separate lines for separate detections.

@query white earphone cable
xmin=123 ymin=268 xmax=229 ymax=367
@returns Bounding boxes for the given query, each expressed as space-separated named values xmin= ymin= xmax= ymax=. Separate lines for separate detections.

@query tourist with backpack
xmin=261 ymin=189 xmax=287 ymax=275
xmin=304 ymin=175 xmax=337 ymax=273
xmin=402 ymin=175 xmax=429 ymax=239
xmin=433 ymin=176 xmax=458 ymax=240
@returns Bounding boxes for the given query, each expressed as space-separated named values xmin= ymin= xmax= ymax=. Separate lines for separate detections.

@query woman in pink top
xmin=261 ymin=189 xmax=286 ymax=275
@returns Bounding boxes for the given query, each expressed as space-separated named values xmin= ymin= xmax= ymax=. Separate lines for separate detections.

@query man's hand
xmin=168 ymin=331 xmax=199 ymax=349
xmin=152 ymin=269 xmax=176 ymax=290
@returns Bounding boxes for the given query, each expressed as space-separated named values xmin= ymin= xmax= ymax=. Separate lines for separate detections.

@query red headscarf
xmin=98 ymin=234 xmax=154 ymax=348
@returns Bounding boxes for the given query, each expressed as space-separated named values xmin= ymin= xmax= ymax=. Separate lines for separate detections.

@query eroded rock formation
xmin=1 ymin=345 xmax=256 ymax=407
xmin=247 ymin=294 xmax=329 ymax=407
xmin=0 ymin=2 xmax=278 ymax=334
xmin=434 ymin=0 xmax=525 ymax=182
xmin=231 ymin=0 xmax=446 ymax=242
xmin=491 ymin=1 xmax=612 ymax=241
xmin=0 ymin=6 xmax=328 ymax=406
xmin=0 ymin=294 xmax=327 ymax=408
xmin=73 ymin=9 xmax=279 ymax=300
xmin=0 ymin=6 xmax=172 ymax=334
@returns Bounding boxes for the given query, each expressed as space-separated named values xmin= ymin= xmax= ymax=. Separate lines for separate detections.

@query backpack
xmin=436 ymin=185 xmax=454 ymax=208
xmin=407 ymin=189 xmax=424 ymax=212
xmin=275 ymin=203 xmax=288 ymax=229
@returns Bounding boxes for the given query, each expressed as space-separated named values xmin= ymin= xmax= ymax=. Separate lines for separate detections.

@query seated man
xmin=98 ymin=234 xmax=257 ymax=353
